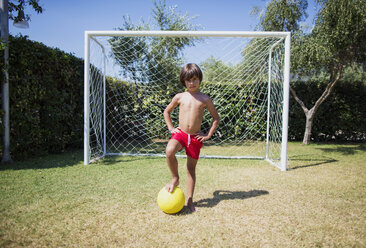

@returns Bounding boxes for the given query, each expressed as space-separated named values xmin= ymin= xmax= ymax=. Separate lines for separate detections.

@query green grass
xmin=0 ymin=142 xmax=365 ymax=247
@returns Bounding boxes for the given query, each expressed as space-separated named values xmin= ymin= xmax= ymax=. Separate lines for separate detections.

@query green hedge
xmin=104 ymin=80 xmax=271 ymax=143
xmin=105 ymin=79 xmax=366 ymax=143
xmin=200 ymin=81 xmax=269 ymax=141
xmin=0 ymin=35 xmax=83 ymax=159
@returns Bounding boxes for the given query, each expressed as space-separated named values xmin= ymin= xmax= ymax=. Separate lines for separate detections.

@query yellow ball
xmin=157 ymin=186 xmax=185 ymax=214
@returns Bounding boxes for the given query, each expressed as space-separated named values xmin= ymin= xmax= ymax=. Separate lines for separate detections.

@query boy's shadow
xmin=196 ymin=189 xmax=269 ymax=208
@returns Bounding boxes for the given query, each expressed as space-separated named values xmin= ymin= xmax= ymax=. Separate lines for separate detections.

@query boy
xmin=163 ymin=63 xmax=220 ymax=212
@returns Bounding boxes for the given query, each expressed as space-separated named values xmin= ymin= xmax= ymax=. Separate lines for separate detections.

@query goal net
xmin=84 ymin=31 xmax=291 ymax=170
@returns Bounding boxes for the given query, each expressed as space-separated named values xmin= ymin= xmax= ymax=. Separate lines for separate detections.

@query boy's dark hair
xmin=180 ymin=63 xmax=203 ymax=87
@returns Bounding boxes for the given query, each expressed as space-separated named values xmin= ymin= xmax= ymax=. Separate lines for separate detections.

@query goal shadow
xmin=315 ymin=143 xmax=366 ymax=155
xmin=288 ymin=155 xmax=338 ymax=170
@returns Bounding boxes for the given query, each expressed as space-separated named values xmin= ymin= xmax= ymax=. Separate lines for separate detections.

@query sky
xmin=9 ymin=0 xmax=318 ymax=59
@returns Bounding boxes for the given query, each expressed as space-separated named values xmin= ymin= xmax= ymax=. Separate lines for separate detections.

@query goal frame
xmin=84 ymin=30 xmax=291 ymax=171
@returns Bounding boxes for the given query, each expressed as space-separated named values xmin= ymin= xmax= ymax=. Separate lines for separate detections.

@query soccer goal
xmin=84 ymin=30 xmax=291 ymax=171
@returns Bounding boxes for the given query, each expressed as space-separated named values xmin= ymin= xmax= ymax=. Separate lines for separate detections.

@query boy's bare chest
xmin=179 ymin=95 xmax=206 ymax=111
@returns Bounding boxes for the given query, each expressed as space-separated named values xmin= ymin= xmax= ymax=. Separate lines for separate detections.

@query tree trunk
xmin=290 ymin=65 xmax=341 ymax=145
xmin=303 ymin=110 xmax=314 ymax=145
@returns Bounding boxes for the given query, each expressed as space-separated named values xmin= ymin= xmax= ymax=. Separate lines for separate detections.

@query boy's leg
xmin=165 ymin=139 xmax=183 ymax=192
xmin=186 ymin=156 xmax=198 ymax=212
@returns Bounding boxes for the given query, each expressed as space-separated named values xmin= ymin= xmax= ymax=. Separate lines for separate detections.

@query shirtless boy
xmin=163 ymin=63 xmax=220 ymax=212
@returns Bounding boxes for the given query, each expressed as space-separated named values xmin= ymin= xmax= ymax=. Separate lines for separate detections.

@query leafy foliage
xmin=8 ymin=0 xmax=43 ymax=22
xmin=200 ymin=81 xmax=268 ymax=141
xmin=257 ymin=0 xmax=308 ymax=32
xmin=0 ymin=35 xmax=83 ymax=159
xmin=293 ymin=0 xmax=366 ymax=78
xmin=200 ymin=57 xmax=240 ymax=82
xmin=109 ymin=0 xmax=197 ymax=88
xmin=105 ymin=76 xmax=366 ymax=143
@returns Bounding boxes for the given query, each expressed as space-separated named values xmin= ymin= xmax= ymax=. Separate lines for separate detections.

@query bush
xmin=105 ymin=79 xmax=366 ymax=143
xmin=0 ymin=35 xmax=83 ymax=159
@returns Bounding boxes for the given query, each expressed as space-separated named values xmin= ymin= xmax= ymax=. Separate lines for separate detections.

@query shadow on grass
xmin=100 ymin=155 xmax=164 ymax=165
xmin=198 ymin=190 xmax=268 ymax=208
xmin=288 ymin=155 xmax=338 ymax=170
xmin=0 ymin=150 xmax=83 ymax=170
xmin=177 ymin=190 xmax=269 ymax=215
xmin=315 ymin=143 xmax=366 ymax=156
xmin=0 ymin=151 xmax=165 ymax=170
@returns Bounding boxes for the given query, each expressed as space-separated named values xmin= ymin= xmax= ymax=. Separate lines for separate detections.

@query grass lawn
xmin=0 ymin=142 xmax=365 ymax=247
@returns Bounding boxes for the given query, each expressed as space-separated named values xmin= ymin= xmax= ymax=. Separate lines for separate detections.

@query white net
xmin=85 ymin=31 xmax=288 ymax=169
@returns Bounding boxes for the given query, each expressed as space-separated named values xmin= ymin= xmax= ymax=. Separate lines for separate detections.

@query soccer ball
xmin=157 ymin=186 xmax=185 ymax=214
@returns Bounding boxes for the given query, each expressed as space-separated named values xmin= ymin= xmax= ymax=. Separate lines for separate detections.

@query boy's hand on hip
xmin=170 ymin=128 xmax=180 ymax=134
xmin=196 ymin=133 xmax=210 ymax=142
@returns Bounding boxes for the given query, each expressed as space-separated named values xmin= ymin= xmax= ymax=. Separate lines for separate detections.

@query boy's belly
xmin=178 ymin=123 xmax=202 ymax=135
xmin=178 ymin=107 xmax=204 ymax=134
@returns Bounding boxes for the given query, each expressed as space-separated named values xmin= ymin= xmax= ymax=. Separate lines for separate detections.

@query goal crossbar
xmin=85 ymin=30 xmax=290 ymax=38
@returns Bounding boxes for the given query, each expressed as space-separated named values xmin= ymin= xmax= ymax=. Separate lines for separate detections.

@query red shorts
xmin=171 ymin=128 xmax=203 ymax=160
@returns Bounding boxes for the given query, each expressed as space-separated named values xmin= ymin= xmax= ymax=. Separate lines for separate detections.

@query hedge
xmin=105 ymin=78 xmax=366 ymax=144
xmin=104 ymin=80 xmax=271 ymax=145
xmin=0 ymin=35 xmax=83 ymax=159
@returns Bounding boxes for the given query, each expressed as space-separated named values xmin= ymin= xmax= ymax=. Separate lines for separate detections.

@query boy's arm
xmin=196 ymin=98 xmax=220 ymax=142
xmin=163 ymin=94 xmax=180 ymax=133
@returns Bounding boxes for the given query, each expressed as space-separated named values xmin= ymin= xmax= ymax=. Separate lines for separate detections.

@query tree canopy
xmin=257 ymin=0 xmax=308 ymax=32
xmin=293 ymin=0 xmax=366 ymax=77
xmin=8 ymin=0 xmax=43 ymax=22
xmin=109 ymin=0 xmax=198 ymax=91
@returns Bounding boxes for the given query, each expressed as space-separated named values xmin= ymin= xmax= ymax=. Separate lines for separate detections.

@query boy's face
xmin=185 ymin=76 xmax=200 ymax=92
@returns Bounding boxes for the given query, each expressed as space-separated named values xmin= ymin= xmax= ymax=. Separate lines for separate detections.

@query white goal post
xmin=84 ymin=30 xmax=291 ymax=171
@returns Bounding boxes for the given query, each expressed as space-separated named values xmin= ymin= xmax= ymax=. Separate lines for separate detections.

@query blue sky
xmin=9 ymin=0 xmax=318 ymax=59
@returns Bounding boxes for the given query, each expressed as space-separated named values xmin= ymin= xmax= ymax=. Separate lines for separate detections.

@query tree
xmin=8 ymin=0 xmax=43 ymax=21
xmin=200 ymin=56 xmax=239 ymax=83
xmin=109 ymin=0 xmax=198 ymax=91
xmin=254 ymin=0 xmax=308 ymax=32
xmin=257 ymin=0 xmax=366 ymax=144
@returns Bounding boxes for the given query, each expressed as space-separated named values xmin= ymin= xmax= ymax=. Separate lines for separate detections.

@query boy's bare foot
xmin=165 ymin=177 xmax=179 ymax=192
xmin=186 ymin=197 xmax=197 ymax=212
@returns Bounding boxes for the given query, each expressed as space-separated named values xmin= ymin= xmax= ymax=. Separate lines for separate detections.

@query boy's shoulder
xmin=173 ymin=92 xmax=185 ymax=100
xmin=199 ymin=91 xmax=211 ymax=99
xmin=197 ymin=92 xmax=212 ymax=102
